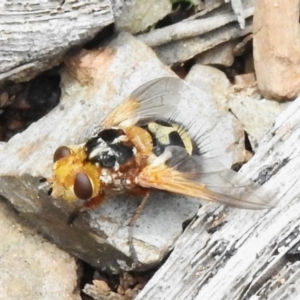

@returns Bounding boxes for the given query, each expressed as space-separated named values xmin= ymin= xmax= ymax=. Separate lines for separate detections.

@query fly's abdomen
xmin=143 ymin=120 xmax=197 ymax=156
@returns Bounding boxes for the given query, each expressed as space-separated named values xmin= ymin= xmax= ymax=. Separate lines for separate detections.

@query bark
xmin=0 ymin=0 xmax=113 ymax=84
xmin=253 ymin=0 xmax=300 ymax=100
xmin=136 ymin=97 xmax=300 ymax=299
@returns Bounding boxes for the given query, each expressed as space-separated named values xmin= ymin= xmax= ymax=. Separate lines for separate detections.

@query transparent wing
xmin=138 ymin=146 xmax=276 ymax=210
xmin=101 ymin=77 xmax=184 ymax=128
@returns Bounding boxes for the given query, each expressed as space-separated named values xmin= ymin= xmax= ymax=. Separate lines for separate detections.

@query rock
xmin=114 ymin=0 xmax=172 ymax=34
xmin=186 ymin=64 xmax=248 ymax=167
xmin=186 ymin=64 xmax=231 ymax=110
xmin=229 ymin=87 xmax=290 ymax=149
xmin=0 ymin=33 xmax=258 ymax=273
xmin=83 ymin=280 xmax=124 ymax=300
xmin=195 ymin=40 xmax=236 ymax=67
xmin=0 ymin=201 xmax=80 ymax=300
xmin=233 ymin=73 xmax=256 ymax=87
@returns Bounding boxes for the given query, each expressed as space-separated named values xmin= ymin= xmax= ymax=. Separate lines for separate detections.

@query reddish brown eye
xmin=74 ymin=172 xmax=93 ymax=200
xmin=53 ymin=146 xmax=71 ymax=162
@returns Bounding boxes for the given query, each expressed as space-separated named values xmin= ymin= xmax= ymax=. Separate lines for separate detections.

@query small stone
xmin=233 ymin=73 xmax=256 ymax=88
xmin=186 ymin=64 xmax=248 ymax=167
xmin=186 ymin=64 xmax=231 ymax=111
xmin=93 ymin=280 xmax=111 ymax=292
xmin=195 ymin=41 xmax=236 ymax=67
xmin=229 ymin=88 xmax=290 ymax=149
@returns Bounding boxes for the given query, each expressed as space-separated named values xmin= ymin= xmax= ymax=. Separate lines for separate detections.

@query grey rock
xmin=186 ymin=64 xmax=248 ymax=167
xmin=229 ymin=89 xmax=290 ymax=149
xmin=0 ymin=201 xmax=80 ymax=300
xmin=0 ymin=33 xmax=255 ymax=273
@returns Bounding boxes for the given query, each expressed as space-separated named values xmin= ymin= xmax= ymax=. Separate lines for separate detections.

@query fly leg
xmin=128 ymin=192 xmax=150 ymax=264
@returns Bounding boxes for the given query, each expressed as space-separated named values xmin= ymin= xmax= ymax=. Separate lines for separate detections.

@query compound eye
xmin=74 ymin=172 xmax=93 ymax=200
xmin=53 ymin=146 xmax=71 ymax=162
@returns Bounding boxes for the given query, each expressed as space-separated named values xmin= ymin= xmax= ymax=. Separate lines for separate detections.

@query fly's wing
xmin=101 ymin=77 xmax=183 ymax=128
xmin=138 ymin=146 xmax=276 ymax=210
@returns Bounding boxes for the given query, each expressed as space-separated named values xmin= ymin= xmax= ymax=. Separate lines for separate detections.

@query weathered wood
xmin=137 ymin=0 xmax=254 ymax=65
xmin=0 ymin=0 xmax=113 ymax=84
xmin=0 ymin=0 xmax=255 ymax=84
xmin=230 ymin=0 xmax=246 ymax=28
xmin=253 ymin=0 xmax=300 ymax=100
xmin=136 ymin=97 xmax=300 ymax=299
xmin=137 ymin=3 xmax=253 ymax=47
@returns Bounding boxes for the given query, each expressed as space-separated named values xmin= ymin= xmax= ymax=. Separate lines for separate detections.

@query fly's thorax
xmin=84 ymin=126 xmax=154 ymax=169
xmin=50 ymin=145 xmax=101 ymax=202
xmin=143 ymin=120 xmax=197 ymax=156
xmin=99 ymin=166 xmax=136 ymax=192
xmin=85 ymin=127 xmax=138 ymax=170
xmin=83 ymin=126 xmax=153 ymax=194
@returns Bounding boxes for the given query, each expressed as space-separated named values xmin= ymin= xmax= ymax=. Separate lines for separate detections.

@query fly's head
xmin=48 ymin=145 xmax=101 ymax=202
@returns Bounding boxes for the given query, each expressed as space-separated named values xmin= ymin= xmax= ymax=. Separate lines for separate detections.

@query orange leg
xmin=128 ymin=191 xmax=150 ymax=264
xmin=129 ymin=186 xmax=149 ymax=197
